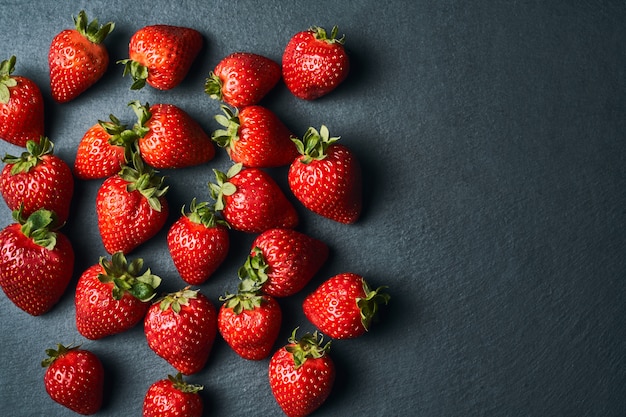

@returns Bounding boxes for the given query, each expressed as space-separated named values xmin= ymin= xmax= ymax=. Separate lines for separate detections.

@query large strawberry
xmin=269 ymin=329 xmax=335 ymax=417
xmin=96 ymin=151 xmax=169 ymax=254
xmin=129 ymin=100 xmax=215 ymax=169
xmin=282 ymin=26 xmax=349 ymax=100
xmin=0 ymin=137 xmax=74 ymax=225
xmin=288 ymin=125 xmax=362 ymax=224
xmin=167 ymin=199 xmax=230 ymax=285
xmin=143 ymin=373 xmax=204 ymax=417
xmin=212 ymin=105 xmax=299 ymax=168
xmin=75 ymin=252 xmax=162 ymax=340
xmin=302 ymin=272 xmax=390 ymax=339
xmin=0 ymin=56 xmax=45 ymax=147
xmin=42 ymin=344 xmax=104 ymax=415
xmin=119 ymin=25 xmax=202 ymax=90
xmin=0 ymin=208 xmax=74 ymax=316
xmin=48 ymin=10 xmax=115 ymax=103
xmin=144 ymin=288 xmax=218 ymax=375
xmin=209 ymin=163 xmax=298 ymax=233
xmin=204 ymin=52 xmax=281 ymax=108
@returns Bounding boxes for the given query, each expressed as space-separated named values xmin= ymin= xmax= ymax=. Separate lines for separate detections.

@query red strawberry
xmin=204 ymin=52 xmax=281 ymax=108
xmin=167 ymin=199 xmax=230 ymax=285
xmin=75 ymin=252 xmax=162 ymax=340
xmin=282 ymin=26 xmax=349 ymax=100
xmin=212 ymin=105 xmax=299 ymax=168
xmin=209 ymin=163 xmax=298 ymax=233
xmin=48 ymin=10 xmax=114 ymax=103
xmin=0 ymin=56 xmax=45 ymax=147
xmin=129 ymin=100 xmax=215 ymax=169
xmin=303 ymin=272 xmax=390 ymax=339
xmin=42 ymin=344 xmax=104 ymax=415
xmin=144 ymin=288 xmax=218 ymax=375
xmin=1 ymin=137 xmax=74 ymax=225
xmin=119 ymin=25 xmax=203 ymax=90
xmin=239 ymin=228 xmax=328 ymax=297
xmin=143 ymin=373 xmax=204 ymax=417
xmin=269 ymin=329 xmax=335 ymax=417
xmin=96 ymin=151 xmax=169 ymax=254
xmin=0 ymin=208 xmax=74 ymax=316
xmin=288 ymin=125 xmax=362 ymax=224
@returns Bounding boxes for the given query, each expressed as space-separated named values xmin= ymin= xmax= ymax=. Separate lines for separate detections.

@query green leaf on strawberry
xmin=97 ymin=251 xmax=161 ymax=302
xmin=0 ymin=56 xmax=18 ymax=103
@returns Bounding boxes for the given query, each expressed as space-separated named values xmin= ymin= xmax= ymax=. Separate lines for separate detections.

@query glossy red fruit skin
xmin=142 ymin=377 xmax=203 ymax=417
xmin=0 ymin=75 xmax=44 ymax=147
xmin=74 ymin=123 xmax=127 ymax=180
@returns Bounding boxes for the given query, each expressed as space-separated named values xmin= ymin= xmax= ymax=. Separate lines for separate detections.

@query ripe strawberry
xmin=42 ymin=344 xmax=104 ymax=415
xmin=48 ymin=10 xmax=114 ymax=103
xmin=1 ymin=137 xmax=74 ymax=225
xmin=239 ymin=228 xmax=328 ymax=297
xmin=0 ymin=208 xmax=74 ymax=316
xmin=143 ymin=373 xmax=204 ymax=417
xmin=288 ymin=125 xmax=362 ymax=224
xmin=269 ymin=329 xmax=335 ymax=417
xmin=0 ymin=56 xmax=45 ymax=147
xmin=167 ymin=199 xmax=230 ymax=285
xmin=129 ymin=100 xmax=215 ymax=169
xmin=282 ymin=26 xmax=349 ymax=100
xmin=75 ymin=252 xmax=162 ymax=340
xmin=303 ymin=272 xmax=390 ymax=339
xmin=209 ymin=163 xmax=298 ymax=233
xmin=96 ymin=151 xmax=169 ymax=254
xmin=204 ymin=52 xmax=281 ymax=108
xmin=212 ymin=105 xmax=299 ymax=168
xmin=119 ymin=25 xmax=202 ymax=90
xmin=144 ymin=288 xmax=217 ymax=375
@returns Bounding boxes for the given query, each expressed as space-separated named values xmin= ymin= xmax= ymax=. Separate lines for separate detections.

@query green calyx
xmin=158 ymin=287 xmax=199 ymax=314
xmin=183 ymin=198 xmax=229 ymax=229
xmin=208 ymin=163 xmax=242 ymax=211
xmin=310 ymin=25 xmax=345 ymax=45
xmin=291 ymin=125 xmax=340 ymax=164
xmin=237 ymin=247 xmax=269 ymax=287
xmin=128 ymin=100 xmax=152 ymax=137
xmin=74 ymin=10 xmax=115 ymax=45
xmin=118 ymin=59 xmax=148 ymax=90
xmin=168 ymin=373 xmax=204 ymax=394
xmin=120 ymin=149 xmax=168 ymax=212
xmin=285 ymin=328 xmax=331 ymax=369
xmin=98 ymin=114 xmax=139 ymax=162
xmin=13 ymin=207 xmax=58 ymax=250
xmin=357 ymin=280 xmax=391 ymax=331
xmin=41 ymin=343 xmax=79 ymax=368
xmin=220 ymin=253 xmax=269 ymax=314
xmin=97 ymin=251 xmax=162 ymax=302
xmin=220 ymin=288 xmax=266 ymax=315
xmin=204 ymin=72 xmax=224 ymax=101
xmin=3 ymin=137 xmax=54 ymax=175
xmin=0 ymin=55 xmax=17 ymax=104
xmin=211 ymin=105 xmax=241 ymax=148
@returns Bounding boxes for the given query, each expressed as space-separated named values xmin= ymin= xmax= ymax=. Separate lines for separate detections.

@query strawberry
xmin=1 ymin=137 xmax=74 ymax=225
xmin=42 ymin=344 xmax=104 ymax=415
xmin=129 ymin=100 xmax=215 ymax=169
xmin=144 ymin=288 xmax=218 ymax=375
xmin=204 ymin=52 xmax=281 ymax=108
xmin=269 ymin=329 xmax=335 ymax=417
xmin=282 ymin=26 xmax=349 ymax=100
xmin=75 ymin=252 xmax=162 ymax=340
xmin=303 ymin=272 xmax=390 ymax=339
xmin=209 ymin=163 xmax=298 ymax=233
xmin=167 ymin=199 xmax=230 ymax=285
xmin=119 ymin=25 xmax=203 ymax=90
xmin=288 ymin=125 xmax=362 ymax=224
xmin=239 ymin=228 xmax=329 ymax=297
xmin=0 ymin=56 xmax=45 ymax=147
xmin=48 ymin=10 xmax=114 ymax=103
xmin=212 ymin=105 xmax=299 ymax=168
xmin=0 ymin=208 xmax=74 ymax=316
xmin=96 ymin=151 xmax=169 ymax=254
xmin=143 ymin=373 xmax=204 ymax=417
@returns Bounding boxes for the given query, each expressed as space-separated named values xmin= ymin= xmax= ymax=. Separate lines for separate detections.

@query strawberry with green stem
xmin=143 ymin=373 xmax=204 ymax=417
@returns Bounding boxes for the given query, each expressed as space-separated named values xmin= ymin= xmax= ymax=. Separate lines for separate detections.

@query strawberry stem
xmin=204 ymin=72 xmax=224 ymax=101
xmin=97 ymin=251 xmax=162 ymax=301
xmin=3 ymin=137 xmax=54 ymax=175
xmin=356 ymin=280 xmax=391 ymax=331
xmin=74 ymin=10 xmax=115 ymax=45
xmin=211 ymin=105 xmax=241 ymax=148
xmin=208 ymin=163 xmax=242 ymax=211
xmin=285 ymin=328 xmax=331 ymax=369
xmin=120 ymin=148 xmax=169 ymax=212
xmin=13 ymin=207 xmax=58 ymax=250
xmin=168 ymin=373 xmax=204 ymax=394
xmin=291 ymin=125 xmax=340 ymax=164
xmin=41 ymin=343 xmax=79 ymax=368
xmin=158 ymin=287 xmax=199 ymax=314
xmin=0 ymin=55 xmax=18 ymax=103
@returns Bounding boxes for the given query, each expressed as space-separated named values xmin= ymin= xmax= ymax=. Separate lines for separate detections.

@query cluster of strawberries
xmin=0 ymin=10 xmax=390 ymax=417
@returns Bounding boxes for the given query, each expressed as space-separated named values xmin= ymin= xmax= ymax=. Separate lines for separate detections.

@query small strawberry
xmin=269 ymin=329 xmax=335 ymax=417
xmin=282 ymin=26 xmax=349 ymax=100
xmin=96 ymin=151 xmax=169 ymax=254
xmin=48 ymin=10 xmax=115 ymax=103
xmin=204 ymin=52 xmax=281 ymax=108
xmin=288 ymin=125 xmax=362 ymax=224
xmin=42 ymin=344 xmax=104 ymax=415
xmin=209 ymin=163 xmax=298 ymax=233
xmin=0 ymin=208 xmax=74 ymax=316
xmin=75 ymin=252 xmax=162 ymax=340
xmin=143 ymin=373 xmax=204 ymax=417
xmin=129 ymin=100 xmax=215 ymax=169
xmin=144 ymin=288 xmax=218 ymax=375
xmin=239 ymin=228 xmax=329 ymax=297
xmin=303 ymin=272 xmax=390 ymax=339
xmin=212 ymin=105 xmax=299 ymax=168
xmin=0 ymin=56 xmax=45 ymax=147
xmin=1 ymin=137 xmax=74 ymax=225
xmin=119 ymin=25 xmax=203 ymax=90
xmin=167 ymin=199 xmax=230 ymax=285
